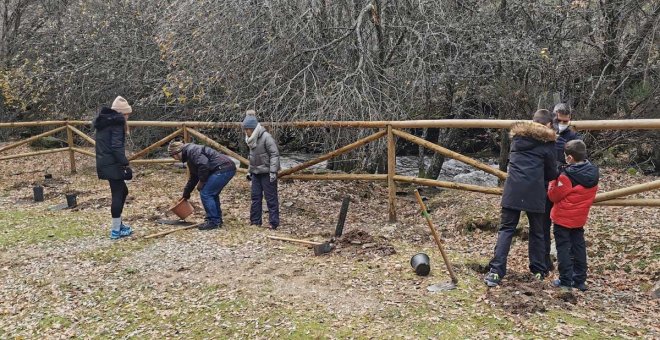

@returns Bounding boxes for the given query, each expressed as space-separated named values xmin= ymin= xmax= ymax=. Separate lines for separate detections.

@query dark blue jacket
xmin=555 ymin=128 xmax=580 ymax=164
xmin=180 ymin=143 xmax=236 ymax=198
xmin=501 ymin=122 xmax=558 ymax=213
xmin=93 ymin=107 xmax=129 ymax=180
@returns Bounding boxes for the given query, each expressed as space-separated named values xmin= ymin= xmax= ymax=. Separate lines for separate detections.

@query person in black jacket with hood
xmin=542 ymin=103 xmax=582 ymax=274
xmin=168 ymin=141 xmax=236 ymax=230
xmin=484 ymin=109 xmax=558 ymax=287
xmin=94 ymin=96 xmax=134 ymax=240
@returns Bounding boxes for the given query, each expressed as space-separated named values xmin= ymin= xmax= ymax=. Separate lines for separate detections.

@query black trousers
xmin=108 ymin=179 xmax=128 ymax=218
xmin=554 ymin=224 xmax=587 ymax=286
xmin=488 ymin=208 xmax=547 ymax=277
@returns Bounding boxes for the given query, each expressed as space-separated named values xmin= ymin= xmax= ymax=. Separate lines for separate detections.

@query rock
xmin=452 ymin=171 xmax=498 ymax=187
xmin=653 ymin=281 xmax=660 ymax=299
xmin=283 ymin=201 xmax=294 ymax=207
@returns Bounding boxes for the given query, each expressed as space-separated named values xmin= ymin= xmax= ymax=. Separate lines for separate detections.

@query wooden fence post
xmin=387 ymin=125 xmax=397 ymax=222
xmin=66 ymin=123 xmax=76 ymax=174
xmin=183 ymin=124 xmax=190 ymax=143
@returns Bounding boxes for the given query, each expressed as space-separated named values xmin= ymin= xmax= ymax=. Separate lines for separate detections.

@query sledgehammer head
xmin=313 ymin=242 xmax=334 ymax=256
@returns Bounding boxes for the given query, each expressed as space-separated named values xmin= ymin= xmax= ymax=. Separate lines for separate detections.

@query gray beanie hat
xmin=242 ymin=110 xmax=259 ymax=129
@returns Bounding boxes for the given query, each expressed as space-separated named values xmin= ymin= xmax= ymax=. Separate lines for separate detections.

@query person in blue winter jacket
xmin=484 ymin=109 xmax=558 ymax=287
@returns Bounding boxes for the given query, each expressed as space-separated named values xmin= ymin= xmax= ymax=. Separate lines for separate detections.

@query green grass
xmin=0 ymin=210 xmax=100 ymax=248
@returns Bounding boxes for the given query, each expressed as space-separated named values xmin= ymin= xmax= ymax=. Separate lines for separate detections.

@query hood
xmin=509 ymin=121 xmax=557 ymax=151
xmin=93 ymin=107 xmax=126 ymax=130
xmin=565 ymin=161 xmax=599 ymax=188
xmin=510 ymin=121 xmax=557 ymax=142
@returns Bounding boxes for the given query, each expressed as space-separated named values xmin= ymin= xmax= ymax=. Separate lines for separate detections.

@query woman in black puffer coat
xmin=93 ymin=96 xmax=134 ymax=240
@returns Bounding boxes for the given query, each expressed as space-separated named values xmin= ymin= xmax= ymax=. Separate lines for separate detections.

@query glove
xmin=196 ymin=182 xmax=205 ymax=191
xmin=269 ymin=173 xmax=277 ymax=183
xmin=182 ymin=192 xmax=191 ymax=200
xmin=246 ymin=174 xmax=252 ymax=181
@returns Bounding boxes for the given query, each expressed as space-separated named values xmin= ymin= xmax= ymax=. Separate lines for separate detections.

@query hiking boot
xmin=484 ymin=272 xmax=501 ymax=287
xmin=573 ymin=282 xmax=588 ymax=292
xmin=198 ymin=221 xmax=219 ymax=230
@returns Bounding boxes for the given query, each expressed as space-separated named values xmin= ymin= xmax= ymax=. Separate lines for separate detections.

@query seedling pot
xmin=169 ymin=199 xmax=194 ymax=220
xmin=410 ymin=253 xmax=431 ymax=276
xmin=33 ymin=185 xmax=44 ymax=202
xmin=65 ymin=193 xmax=77 ymax=208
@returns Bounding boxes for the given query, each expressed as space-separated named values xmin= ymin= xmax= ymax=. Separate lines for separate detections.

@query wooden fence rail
xmin=2 ymin=119 xmax=660 ymax=219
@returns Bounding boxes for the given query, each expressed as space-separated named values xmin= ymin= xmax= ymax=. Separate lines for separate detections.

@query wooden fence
xmin=1 ymin=119 xmax=660 ymax=221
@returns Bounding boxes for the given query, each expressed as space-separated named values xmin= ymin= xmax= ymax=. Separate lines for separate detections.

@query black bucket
xmin=33 ymin=185 xmax=44 ymax=202
xmin=410 ymin=253 xmax=431 ymax=276
xmin=65 ymin=194 xmax=77 ymax=208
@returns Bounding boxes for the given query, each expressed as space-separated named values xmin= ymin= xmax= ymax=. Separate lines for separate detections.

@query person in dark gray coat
xmin=484 ymin=109 xmax=558 ymax=287
xmin=242 ymin=110 xmax=281 ymax=229
xmin=93 ymin=96 xmax=134 ymax=240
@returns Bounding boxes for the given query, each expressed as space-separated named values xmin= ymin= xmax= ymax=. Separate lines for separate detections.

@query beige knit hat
xmin=168 ymin=141 xmax=185 ymax=156
xmin=111 ymin=96 xmax=132 ymax=114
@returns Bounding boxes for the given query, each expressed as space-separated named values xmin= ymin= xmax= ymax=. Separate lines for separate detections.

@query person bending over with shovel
xmin=168 ymin=141 xmax=236 ymax=230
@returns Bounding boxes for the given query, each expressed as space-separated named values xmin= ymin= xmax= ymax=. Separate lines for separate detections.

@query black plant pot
xmin=33 ymin=185 xmax=44 ymax=202
xmin=65 ymin=194 xmax=77 ymax=208
xmin=410 ymin=253 xmax=431 ymax=276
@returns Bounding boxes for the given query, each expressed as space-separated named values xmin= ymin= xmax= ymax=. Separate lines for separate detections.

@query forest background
xmin=1 ymin=0 xmax=658 ymax=175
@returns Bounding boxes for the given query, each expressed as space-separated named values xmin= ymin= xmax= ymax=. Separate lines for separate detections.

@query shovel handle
xmin=414 ymin=190 xmax=458 ymax=284
xmin=144 ymin=222 xmax=203 ymax=239
xmin=267 ymin=235 xmax=323 ymax=246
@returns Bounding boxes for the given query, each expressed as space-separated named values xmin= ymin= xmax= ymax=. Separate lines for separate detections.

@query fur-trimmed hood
xmin=509 ymin=121 xmax=557 ymax=142
xmin=93 ymin=107 xmax=126 ymax=130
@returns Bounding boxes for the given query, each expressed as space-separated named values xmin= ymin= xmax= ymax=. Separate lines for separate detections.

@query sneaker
xmin=119 ymin=224 xmax=133 ymax=237
xmin=552 ymin=279 xmax=572 ymax=292
xmin=484 ymin=272 xmax=501 ymax=287
xmin=198 ymin=221 xmax=219 ymax=230
xmin=534 ymin=273 xmax=544 ymax=281
xmin=573 ymin=282 xmax=588 ymax=292
xmin=268 ymin=224 xmax=278 ymax=230
xmin=110 ymin=229 xmax=122 ymax=240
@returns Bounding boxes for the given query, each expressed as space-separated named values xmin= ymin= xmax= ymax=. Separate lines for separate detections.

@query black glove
xmin=246 ymin=174 xmax=252 ymax=181
xmin=182 ymin=192 xmax=191 ymax=200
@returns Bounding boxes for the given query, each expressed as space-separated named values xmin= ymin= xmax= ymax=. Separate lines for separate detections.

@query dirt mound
xmin=340 ymin=229 xmax=374 ymax=245
xmin=335 ymin=229 xmax=396 ymax=258
xmin=486 ymin=273 xmax=553 ymax=315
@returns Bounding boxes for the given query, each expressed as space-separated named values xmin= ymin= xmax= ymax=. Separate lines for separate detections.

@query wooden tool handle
xmin=267 ymin=235 xmax=323 ymax=246
xmin=144 ymin=222 xmax=202 ymax=239
xmin=414 ymin=190 xmax=458 ymax=284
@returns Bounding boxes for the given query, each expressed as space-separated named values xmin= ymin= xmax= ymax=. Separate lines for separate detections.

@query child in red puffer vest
xmin=547 ymin=140 xmax=599 ymax=292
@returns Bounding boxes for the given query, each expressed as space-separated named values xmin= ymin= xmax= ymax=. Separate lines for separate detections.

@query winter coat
xmin=555 ymin=128 xmax=581 ymax=165
xmin=181 ymin=143 xmax=236 ymax=198
xmin=94 ymin=107 xmax=129 ymax=180
xmin=247 ymin=128 xmax=280 ymax=175
xmin=501 ymin=122 xmax=558 ymax=213
xmin=548 ymin=161 xmax=599 ymax=228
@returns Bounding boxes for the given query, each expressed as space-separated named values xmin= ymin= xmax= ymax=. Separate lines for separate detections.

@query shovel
xmin=266 ymin=235 xmax=335 ymax=255
xmin=414 ymin=189 xmax=458 ymax=291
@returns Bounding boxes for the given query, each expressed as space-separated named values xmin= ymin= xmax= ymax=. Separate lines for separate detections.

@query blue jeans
xmin=200 ymin=169 xmax=235 ymax=225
